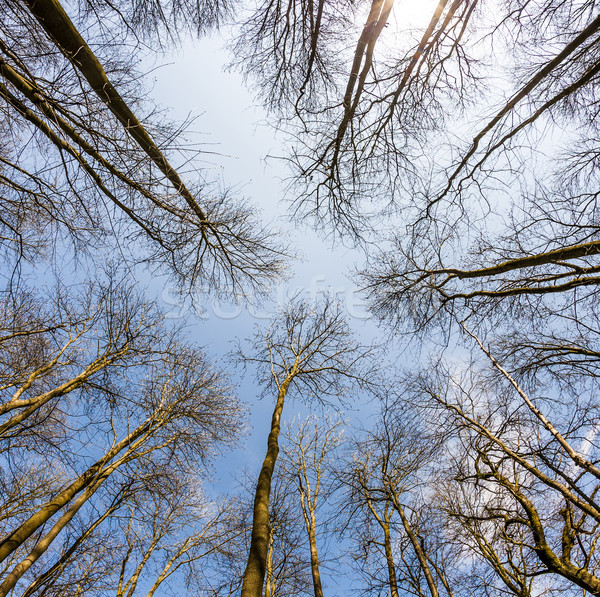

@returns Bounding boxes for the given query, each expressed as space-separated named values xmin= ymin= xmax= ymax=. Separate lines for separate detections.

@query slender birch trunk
xmin=298 ymin=484 xmax=324 ymax=597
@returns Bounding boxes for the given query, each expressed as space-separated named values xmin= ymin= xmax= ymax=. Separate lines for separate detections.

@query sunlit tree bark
xmin=281 ymin=414 xmax=345 ymax=597
xmin=237 ymin=299 xmax=375 ymax=597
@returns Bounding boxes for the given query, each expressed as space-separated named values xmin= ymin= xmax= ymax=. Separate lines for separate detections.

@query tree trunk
xmin=382 ymin=517 xmax=399 ymax=597
xmin=299 ymin=487 xmax=324 ymax=597
xmin=0 ymin=473 xmax=107 ymax=597
xmin=23 ymin=0 xmax=210 ymax=224
xmin=393 ymin=500 xmax=439 ymax=597
xmin=306 ymin=513 xmax=324 ymax=597
xmin=365 ymin=498 xmax=399 ymax=597
xmin=241 ymin=378 xmax=290 ymax=597
xmin=0 ymin=418 xmax=153 ymax=562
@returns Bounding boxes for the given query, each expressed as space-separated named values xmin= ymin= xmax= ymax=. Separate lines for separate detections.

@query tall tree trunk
xmin=299 ymin=486 xmax=324 ymax=597
xmin=241 ymin=378 xmax=291 ymax=597
xmin=382 ymin=515 xmax=400 ymax=597
xmin=0 ymin=473 xmax=108 ymax=597
xmin=393 ymin=499 xmax=439 ymax=597
xmin=23 ymin=0 xmax=211 ymax=225
xmin=306 ymin=513 xmax=324 ymax=597
xmin=365 ymin=498 xmax=399 ymax=597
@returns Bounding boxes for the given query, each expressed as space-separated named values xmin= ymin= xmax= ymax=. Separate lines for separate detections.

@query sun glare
xmin=395 ymin=0 xmax=445 ymax=28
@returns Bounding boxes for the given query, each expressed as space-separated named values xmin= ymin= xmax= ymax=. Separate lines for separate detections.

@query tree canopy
xmin=2 ymin=0 xmax=600 ymax=595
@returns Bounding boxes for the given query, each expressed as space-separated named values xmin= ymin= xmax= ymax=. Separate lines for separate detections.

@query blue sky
xmin=135 ymin=34 xmax=395 ymax=594
xmin=141 ymin=32 xmax=385 ymax=478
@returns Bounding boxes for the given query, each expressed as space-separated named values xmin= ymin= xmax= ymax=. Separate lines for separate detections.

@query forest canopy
xmin=1 ymin=0 xmax=600 ymax=595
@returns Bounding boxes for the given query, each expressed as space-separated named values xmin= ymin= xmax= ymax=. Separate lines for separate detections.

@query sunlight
xmin=395 ymin=0 xmax=445 ymax=29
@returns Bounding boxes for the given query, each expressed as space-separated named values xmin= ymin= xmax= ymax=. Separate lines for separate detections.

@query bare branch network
xmin=2 ymin=0 xmax=600 ymax=596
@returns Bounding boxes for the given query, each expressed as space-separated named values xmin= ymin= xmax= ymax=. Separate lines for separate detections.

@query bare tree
xmin=1 ymin=0 xmax=286 ymax=294
xmin=0 ymin=272 xmax=243 ymax=596
xmin=280 ymin=414 xmax=345 ymax=597
xmin=414 ymin=351 xmax=600 ymax=595
xmin=340 ymin=400 xmax=454 ymax=597
xmin=236 ymin=298 xmax=376 ymax=597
